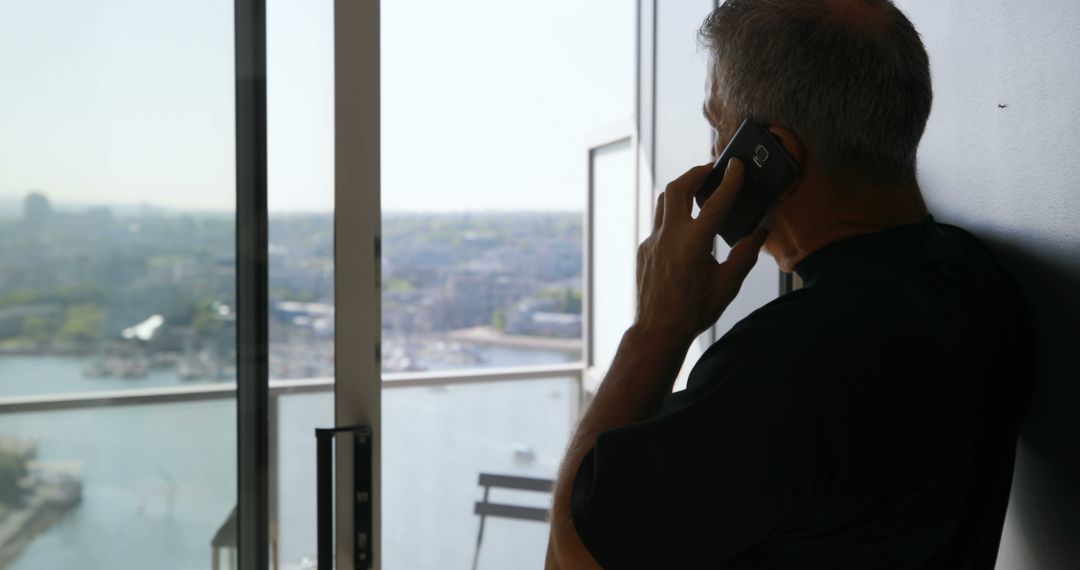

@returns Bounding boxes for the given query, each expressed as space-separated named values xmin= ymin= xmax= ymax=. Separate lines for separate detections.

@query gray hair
xmin=699 ymin=0 xmax=933 ymax=188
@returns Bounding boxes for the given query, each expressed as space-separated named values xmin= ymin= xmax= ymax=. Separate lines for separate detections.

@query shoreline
xmin=0 ymin=348 xmax=93 ymax=357
xmin=0 ymin=467 xmax=82 ymax=568
xmin=444 ymin=326 xmax=582 ymax=353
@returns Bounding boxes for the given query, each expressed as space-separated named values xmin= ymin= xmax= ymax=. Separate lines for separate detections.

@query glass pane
xmin=0 ymin=1 xmax=236 ymax=567
xmin=275 ymin=392 xmax=333 ymax=568
xmin=653 ymin=0 xmax=719 ymax=392
xmin=381 ymin=213 xmax=584 ymax=372
xmin=381 ymin=0 xmax=636 ymax=374
xmin=382 ymin=378 xmax=576 ymax=569
xmin=266 ymin=0 xmax=335 ymax=567
xmin=267 ymin=0 xmax=334 ymax=382
xmin=655 ymin=0 xmax=715 ymax=185
xmin=382 ymin=0 xmax=634 ymax=567
xmin=0 ymin=401 xmax=235 ymax=568
xmin=590 ymin=139 xmax=637 ymax=374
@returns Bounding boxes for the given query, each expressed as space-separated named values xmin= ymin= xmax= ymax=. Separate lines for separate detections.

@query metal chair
xmin=211 ymin=506 xmax=237 ymax=570
xmin=471 ymin=473 xmax=554 ymax=570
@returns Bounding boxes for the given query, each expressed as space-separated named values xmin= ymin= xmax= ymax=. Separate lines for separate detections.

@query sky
xmin=0 ymin=0 xmax=634 ymax=213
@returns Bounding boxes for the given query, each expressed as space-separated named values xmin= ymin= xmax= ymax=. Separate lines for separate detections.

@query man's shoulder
xmin=933 ymin=220 xmax=1028 ymax=300
xmin=682 ymin=288 xmax=830 ymax=392
xmin=684 ymin=218 xmax=1033 ymax=395
xmin=712 ymin=281 xmax=875 ymax=348
xmin=682 ymin=276 xmax=910 ymax=397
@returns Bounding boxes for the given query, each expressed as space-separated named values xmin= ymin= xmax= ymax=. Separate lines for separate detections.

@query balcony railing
xmin=0 ymin=363 xmax=587 ymax=414
xmin=0 ymin=363 xmax=586 ymax=570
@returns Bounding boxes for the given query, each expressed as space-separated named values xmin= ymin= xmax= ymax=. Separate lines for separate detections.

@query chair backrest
xmin=474 ymin=473 xmax=554 ymax=523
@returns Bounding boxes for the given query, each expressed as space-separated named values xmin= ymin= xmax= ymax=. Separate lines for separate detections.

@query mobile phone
xmin=695 ymin=118 xmax=797 ymax=247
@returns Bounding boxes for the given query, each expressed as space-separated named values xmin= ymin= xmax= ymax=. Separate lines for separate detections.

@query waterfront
xmin=0 ymin=346 xmax=577 ymax=569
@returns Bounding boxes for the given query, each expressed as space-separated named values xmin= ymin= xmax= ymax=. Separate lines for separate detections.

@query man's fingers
xmin=663 ymin=163 xmax=713 ymax=225
xmin=697 ymin=158 xmax=745 ymax=234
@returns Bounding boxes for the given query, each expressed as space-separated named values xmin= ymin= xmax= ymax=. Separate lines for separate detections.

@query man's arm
xmin=546 ymin=326 xmax=692 ymax=569
xmin=546 ymin=159 xmax=766 ymax=568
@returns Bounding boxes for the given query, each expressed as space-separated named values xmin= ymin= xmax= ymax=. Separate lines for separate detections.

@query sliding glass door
xmin=0 ymin=1 xmax=640 ymax=568
xmin=376 ymin=1 xmax=634 ymax=568
xmin=0 ymin=1 xmax=237 ymax=568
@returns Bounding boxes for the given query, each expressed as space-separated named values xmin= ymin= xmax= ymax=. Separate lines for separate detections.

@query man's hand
xmin=635 ymin=158 xmax=768 ymax=346
xmin=546 ymin=159 xmax=767 ymax=570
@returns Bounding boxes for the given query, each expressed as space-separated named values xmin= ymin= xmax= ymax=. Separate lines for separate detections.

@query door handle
xmin=315 ymin=425 xmax=373 ymax=569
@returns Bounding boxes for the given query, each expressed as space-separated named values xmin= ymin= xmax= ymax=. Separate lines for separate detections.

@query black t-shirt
xmin=571 ymin=216 xmax=1034 ymax=569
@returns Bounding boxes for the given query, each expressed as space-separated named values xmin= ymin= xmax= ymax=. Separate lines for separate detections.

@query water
xmin=0 ymin=355 xmax=225 ymax=397
xmin=0 ymin=350 xmax=576 ymax=570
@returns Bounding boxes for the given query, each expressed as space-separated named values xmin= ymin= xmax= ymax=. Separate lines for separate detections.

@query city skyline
xmin=0 ymin=191 xmax=589 ymax=217
xmin=0 ymin=200 xmax=583 ymax=379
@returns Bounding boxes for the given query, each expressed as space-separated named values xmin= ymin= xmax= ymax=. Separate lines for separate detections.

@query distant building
xmin=272 ymin=301 xmax=334 ymax=338
xmin=23 ymin=192 xmax=52 ymax=226
xmin=506 ymin=301 xmax=582 ymax=338
xmin=440 ymin=271 xmax=529 ymax=330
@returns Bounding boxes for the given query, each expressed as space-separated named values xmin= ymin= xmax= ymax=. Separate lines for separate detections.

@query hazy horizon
xmin=0 ymin=191 xmax=586 ymax=218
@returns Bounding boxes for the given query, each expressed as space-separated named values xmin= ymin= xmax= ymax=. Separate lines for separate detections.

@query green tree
xmin=20 ymin=315 xmax=50 ymax=343
xmin=540 ymin=287 xmax=582 ymax=313
xmin=0 ymin=450 xmax=28 ymax=507
xmin=491 ymin=307 xmax=507 ymax=332
xmin=192 ymin=298 xmax=224 ymax=337
xmin=0 ymin=291 xmax=36 ymax=307
xmin=560 ymin=288 xmax=582 ymax=314
xmin=57 ymin=304 xmax=104 ymax=343
xmin=383 ymin=278 xmax=413 ymax=293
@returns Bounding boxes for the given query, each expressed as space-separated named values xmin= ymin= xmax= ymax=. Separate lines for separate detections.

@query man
xmin=547 ymin=1 xmax=1033 ymax=568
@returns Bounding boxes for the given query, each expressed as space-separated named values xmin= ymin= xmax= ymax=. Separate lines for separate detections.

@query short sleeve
xmin=569 ymin=330 xmax=815 ymax=569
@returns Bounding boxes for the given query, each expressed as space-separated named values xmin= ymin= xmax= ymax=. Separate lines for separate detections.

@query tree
xmin=57 ymin=304 xmax=104 ymax=343
xmin=491 ymin=307 xmax=507 ymax=332
xmin=0 ymin=450 xmax=28 ymax=507
xmin=540 ymin=287 xmax=582 ymax=314
xmin=20 ymin=315 xmax=50 ymax=343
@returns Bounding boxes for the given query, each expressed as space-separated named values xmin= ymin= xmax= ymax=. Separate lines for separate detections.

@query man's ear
xmin=767 ymin=125 xmax=803 ymax=200
xmin=767 ymin=125 xmax=803 ymax=168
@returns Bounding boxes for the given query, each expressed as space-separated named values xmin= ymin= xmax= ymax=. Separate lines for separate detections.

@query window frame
xmin=584 ymin=124 xmax=638 ymax=397
xmin=234 ymin=0 xmax=271 ymax=567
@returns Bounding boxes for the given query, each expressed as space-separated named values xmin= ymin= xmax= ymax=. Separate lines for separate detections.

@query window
xmin=266 ymin=0 xmax=335 ymax=565
xmin=587 ymin=135 xmax=637 ymax=390
xmin=0 ymin=1 xmax=237 ymax=567
xmin=380 ymin=0 xmax=634 ymax=566
xmin=0 ymin=1 xmax=645 ymax=568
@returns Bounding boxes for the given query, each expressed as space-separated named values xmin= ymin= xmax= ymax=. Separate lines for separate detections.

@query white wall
xmin=895 ymin=2 xmax=1080 ymax=568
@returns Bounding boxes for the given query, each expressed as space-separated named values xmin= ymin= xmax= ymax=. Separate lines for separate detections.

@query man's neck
xmin=781 ymin=184 xmax=930 ymax=271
